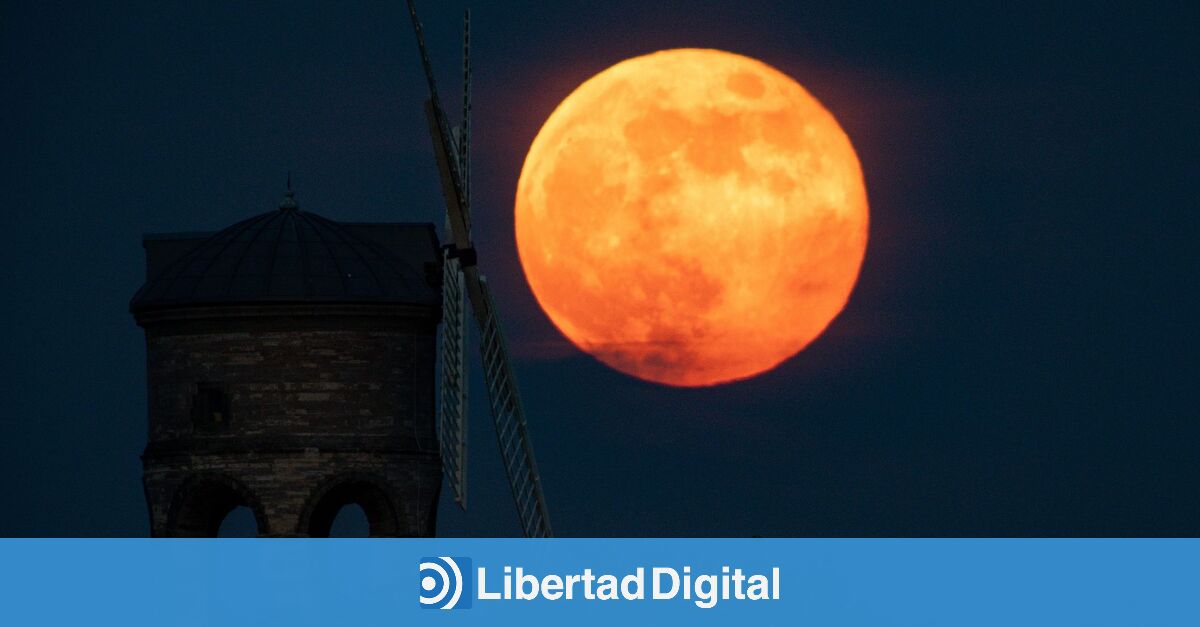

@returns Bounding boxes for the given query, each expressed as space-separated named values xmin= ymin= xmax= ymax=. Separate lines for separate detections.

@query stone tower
xmin=129 ymin=191 xmax=443 ymax=536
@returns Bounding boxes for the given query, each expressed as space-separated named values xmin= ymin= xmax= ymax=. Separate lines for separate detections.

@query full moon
xmin=515 ymin=49 xmax=868 ymax=387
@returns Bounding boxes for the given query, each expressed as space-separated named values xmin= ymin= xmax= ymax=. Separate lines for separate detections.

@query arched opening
xmin=304 ymin=478 xmax=399 ymax=537
xmin=217 ymin=506 xmax=259 ymax=537
xmin=328 ymin=504 xmax=370 ymax=537
xmin=169 ymin=476 xmax=266 ymax=537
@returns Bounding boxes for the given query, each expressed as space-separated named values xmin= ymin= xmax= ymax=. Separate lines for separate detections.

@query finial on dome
xmin=279 ymin=172 xmax=298 ymax=211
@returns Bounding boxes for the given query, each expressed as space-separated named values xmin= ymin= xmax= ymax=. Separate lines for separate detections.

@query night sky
xmin=2 ymin=1 xmax=1197 ymax=536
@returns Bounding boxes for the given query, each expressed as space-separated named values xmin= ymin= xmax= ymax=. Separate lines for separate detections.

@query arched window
xmin=328 ymin=504 xmax=370 ymax=537
xmin=217 ymin=506 xmax=259 ymax=537
xmin=303 ymin=478 xmax=399 ymax=537
xmin=169 ymin=476 xmax=266 ymax=537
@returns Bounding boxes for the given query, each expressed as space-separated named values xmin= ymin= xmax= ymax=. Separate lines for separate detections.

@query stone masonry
xmin=137 ymin=304 xmax=442 ymax=536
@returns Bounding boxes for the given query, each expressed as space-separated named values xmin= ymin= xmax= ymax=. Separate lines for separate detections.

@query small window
xmin=191 ymin=382 xmax=230 ymax=433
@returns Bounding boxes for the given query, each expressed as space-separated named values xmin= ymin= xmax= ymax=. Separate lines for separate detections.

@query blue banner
xmin=1 ymin=539 xmax=1196 ymax=625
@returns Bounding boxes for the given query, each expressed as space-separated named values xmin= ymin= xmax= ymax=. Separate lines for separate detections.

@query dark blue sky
xmin=1 ymin=1 xmax=1196 ymax=536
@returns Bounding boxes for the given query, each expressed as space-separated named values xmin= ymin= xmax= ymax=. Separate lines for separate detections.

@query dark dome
xmin=130 ymin=202 xmax=441 ymax=314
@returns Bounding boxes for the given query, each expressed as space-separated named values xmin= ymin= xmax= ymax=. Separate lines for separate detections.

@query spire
xmin=279 ymin=172 xmax=298 ymax=211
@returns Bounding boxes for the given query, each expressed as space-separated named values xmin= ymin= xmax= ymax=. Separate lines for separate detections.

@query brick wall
xmin=135 ymin=304 xmax=442 ymax=537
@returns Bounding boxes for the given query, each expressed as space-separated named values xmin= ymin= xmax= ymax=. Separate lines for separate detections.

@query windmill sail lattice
xmin=439 ymin=244 xmax=468 ymax=508
xmin=407 ymin=1 xmax=553 ymax=537
xmin=436 ymin=7 xmax=472 ymax=511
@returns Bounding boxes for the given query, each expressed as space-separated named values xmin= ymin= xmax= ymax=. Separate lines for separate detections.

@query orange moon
xmin=515 ymin=49 xmax=868 ymax=387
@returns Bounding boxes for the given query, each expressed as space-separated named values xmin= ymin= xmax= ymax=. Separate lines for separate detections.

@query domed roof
xmin=130 ymin=196 xmax=441 ymax=314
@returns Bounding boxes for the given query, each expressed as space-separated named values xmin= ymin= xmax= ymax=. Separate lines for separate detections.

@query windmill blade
xmin=407 ymin=0 xmax=553 ymax=537
xmin=428 ymin=104 xmax=553 ymax=536
xmin=459 ymin=9 xmax=471 ymax=201
xmin=435 ymin=8 xmax=473 ymax=512
xmin=406 ymin=1 xmax=468 ymax=236
xmin=476 ymin=276 xmax=553 ymax=538
xmin=449 ymin=9 xmax=472 ymax=233
xmin=438 ymin=248 xmax=468 ymax=509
